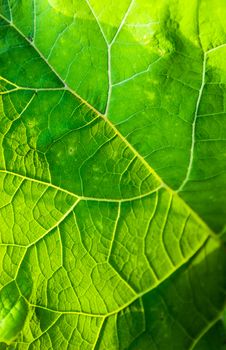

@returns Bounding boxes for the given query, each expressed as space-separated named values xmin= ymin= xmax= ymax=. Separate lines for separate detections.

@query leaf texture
xmin=0 ymin=0 xmax=226 ymax=349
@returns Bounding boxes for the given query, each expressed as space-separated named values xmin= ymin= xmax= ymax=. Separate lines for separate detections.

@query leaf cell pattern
xmin=0 ymin=0 xmax=226 ymax=349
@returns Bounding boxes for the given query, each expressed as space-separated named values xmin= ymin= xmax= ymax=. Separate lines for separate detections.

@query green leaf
xmin=194 ymin=317 xmax=226 ymax=350
xmin=0 ymin=0 xmax=225 ymax=349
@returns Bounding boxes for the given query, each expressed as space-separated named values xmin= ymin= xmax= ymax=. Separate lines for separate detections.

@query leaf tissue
xmin=0 ymin=0 xmax=226 ymax=349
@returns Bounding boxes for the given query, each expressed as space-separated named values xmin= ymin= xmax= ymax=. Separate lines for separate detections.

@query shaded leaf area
xmin=194 ymin=316 xmax=226 ymax=350
xmin=128 ymin=239 xmax=226 ymax=350
xmin=107 ymin=0 xmax=226 ymax=232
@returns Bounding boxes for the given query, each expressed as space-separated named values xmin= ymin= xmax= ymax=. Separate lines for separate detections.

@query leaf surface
xmin=0 ymin=0 xmax=226 ymax=349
